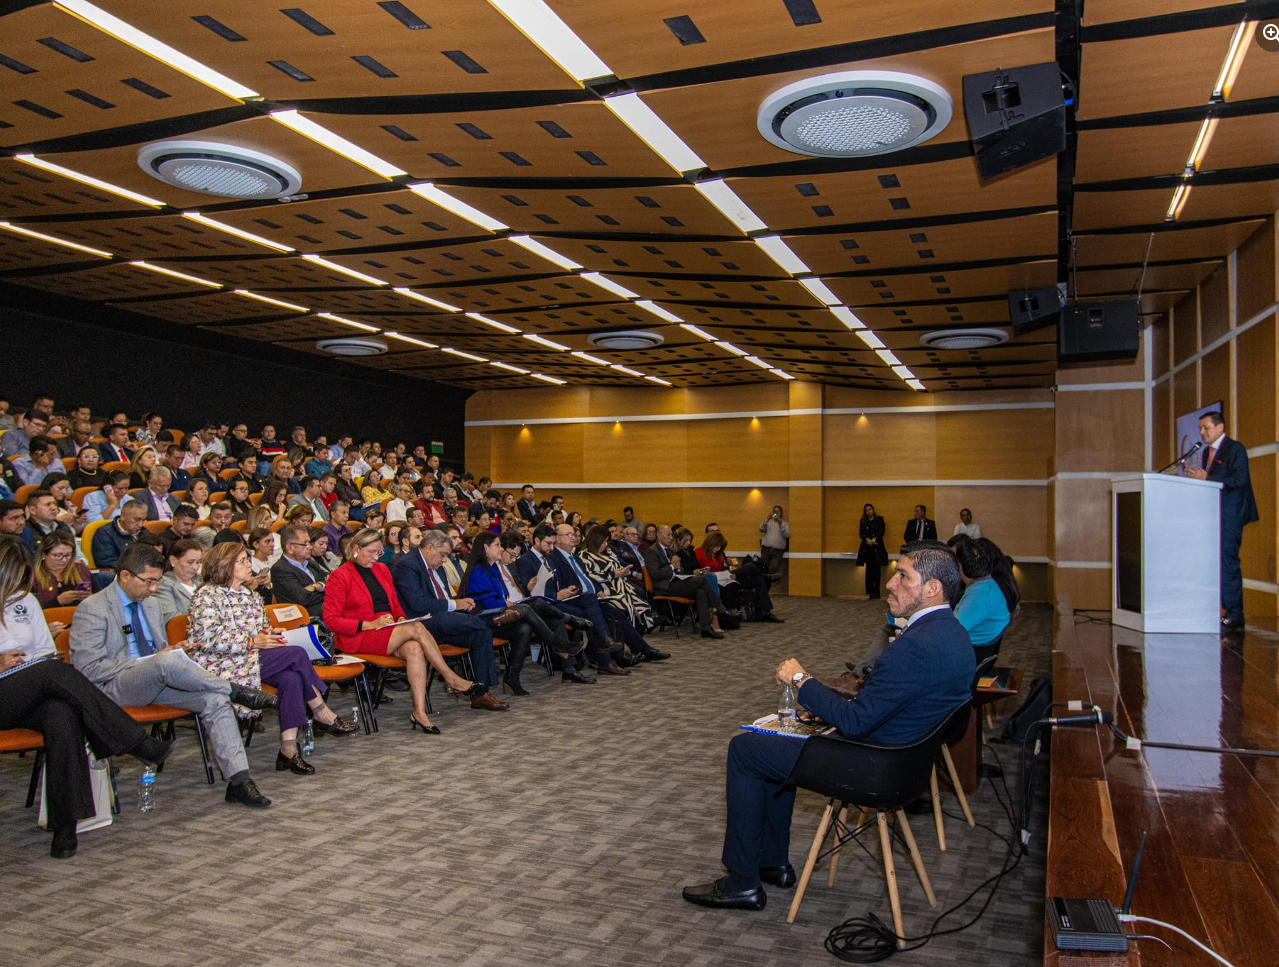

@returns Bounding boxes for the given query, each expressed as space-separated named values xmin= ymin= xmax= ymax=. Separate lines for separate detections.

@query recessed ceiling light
xmin=408 ymin=183 xmax=508 ymax=231
xmin=636 ymin=300 xmax=682 ymax=323
xmin=181 ymin=212 xmax=294 ymax=252
xmin=715 ymin=341 xmax=748 ymax=356
xmin=799 ymin=277 xmax=840 ymax=305
xmin=486 ymin=0 xmax=612 ymax=82
xmin=770 ymin=369 xmax=796 ymax=380
xmin=604 ymin=93 xmax=707 ymax=174
xmin=611 ymin=364 xmax=644 ymax=377
xmin=466 ymin=312 xmax=521 ymax=333
xmin=317 ymin=312 xmax=380 ymax=333
xmin=384 ymin=331 xmax=439 ymax=348
xmin=271 ymin=111 xmax=406 ymax=179
xmin=856 ymin=330 xmax=886 ymax=349
xmin=876 ymin=349 xmax=902 ymax=366
xmin=696 ymin=179 xmax=768 ymax=233
xmin=680 ymin=323 xmax=714 ymax=341
xmin=531 ymin=372 xmax=567 ymax=385
xmin=302 ymin=254 xmax=387 ymax=286
xmin=130 ymin=261 xmax=221 ymax=287
xmin=892 ymin=365 xmax=913 ymax=380
xmin=442 ymin=347 xmax=488 ymax=362
xmin=0 ymin=221 xmax=112 ymax=258
xmin=491 ymin=360 xmax=532 ymax=374
xmin=234 ymin=290 xmax=309 ymax=312
xmin=581 ymin=272 xmax=640 ymax=299
xmin=830 ymin=306 xmax=866 ymax=329
xmin=509 ymin=235 xmax=582 ymax=270
xmin=524 ymin=333 xmax=571 ymax=351
xmin=15 ymin=154 xmax=165 ymax=207
xmin=906 ymin=378 xmax=926 ymax=391
xmin=394 ymin=288 xmax=460 ymax=313
xmin=141 ymin=142 xmax=301 ymax=199
xmin=754 ymin=235 xmax=809 ymax=274
xmin=743 ymin=356 xmax=772 ymax=369
xmin=571 ymin=351 xmax=610 ymax=366
xmin=644 ymin=375 xmax=673 ymax=386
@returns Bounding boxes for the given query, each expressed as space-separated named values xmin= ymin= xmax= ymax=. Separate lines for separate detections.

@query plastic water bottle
xmin=301 ymin=722 xmax=315 ymax=757
xmin=777 ymin=683 xmax=799 ymax=733
xmin=138 ymin=766 xmax=156 ymax=812
xmin=349 ymin=705 xmax=360 ymax=728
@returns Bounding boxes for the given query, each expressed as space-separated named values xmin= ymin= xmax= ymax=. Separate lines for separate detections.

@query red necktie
xmin=429 ymin=569 xmax=446 ymax=599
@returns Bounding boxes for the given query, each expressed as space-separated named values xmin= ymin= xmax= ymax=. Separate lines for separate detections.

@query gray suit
xmin=152 ymin=573 xmax=197 ymax=630
xmin=69 ymin=585 xmax=248 ymax=780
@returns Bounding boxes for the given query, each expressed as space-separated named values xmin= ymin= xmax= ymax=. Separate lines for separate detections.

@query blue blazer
xmin=460 ymin=562 xmax=509 ymax=611
xmin=1207 ymin=437 xmax=1260 ymax=532
xmin=391 ymin=551 xmax=452 ymax=618
xmin=797 ymin=608 xmax=975 ymax=744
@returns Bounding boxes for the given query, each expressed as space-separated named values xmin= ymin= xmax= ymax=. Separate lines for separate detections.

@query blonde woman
xmin=125 ymin=445 xmax=158 ymax=490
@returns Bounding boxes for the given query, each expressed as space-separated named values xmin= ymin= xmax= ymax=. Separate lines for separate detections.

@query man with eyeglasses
xmin=270 ymin=523 xmax=327 ymax=610
xmin=70 ymin=542 xmax=278 ymax=808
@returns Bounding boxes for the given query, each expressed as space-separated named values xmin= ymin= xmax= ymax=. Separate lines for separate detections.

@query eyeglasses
xmin=286 ymin=541 xmax=311 ymax=549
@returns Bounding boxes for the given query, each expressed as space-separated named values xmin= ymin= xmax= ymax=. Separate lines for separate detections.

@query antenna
xmin=1120 ymin=831 xmax=1148 ymax=915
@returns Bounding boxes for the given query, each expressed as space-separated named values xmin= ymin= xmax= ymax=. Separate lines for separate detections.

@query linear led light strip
xmin=182 ymin=212 xmax=294 ymax=252
xmin=15 ymin=155 xmax=165 ymax=208
xmin=130 ymin=261 xmax=220 ymax=288
xmin=0 ymin=221 xmax=113 ymax=258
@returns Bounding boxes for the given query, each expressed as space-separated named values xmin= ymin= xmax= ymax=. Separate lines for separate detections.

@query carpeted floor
xmin=0 ymin=597 xmax=1052 ymax=967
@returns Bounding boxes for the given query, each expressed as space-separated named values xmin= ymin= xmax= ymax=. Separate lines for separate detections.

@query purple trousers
xmin=259 ymin=645 xmax=326 ymax=732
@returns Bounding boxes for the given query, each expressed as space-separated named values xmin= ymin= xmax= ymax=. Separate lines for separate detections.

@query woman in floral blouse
xmin=186 ymin=543 xmax=356 ymax=776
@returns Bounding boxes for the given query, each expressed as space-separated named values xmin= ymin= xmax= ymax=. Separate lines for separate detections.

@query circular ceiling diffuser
xmin=758 ymin=71 xmax=953 ymax=158
xmin=588 ymin=330 xmax=665 ymax=350
xmin=919 ymin=328 xmax=1009 ymax=351
xmin=137 ymin=141 xmax=302 ymax=199
xmin=315 ymin=336 xmax=388 ymax=357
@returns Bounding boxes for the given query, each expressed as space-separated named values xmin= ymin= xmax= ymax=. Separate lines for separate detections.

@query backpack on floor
xmin=1001 ymin=675 xmax=1052 ymax=744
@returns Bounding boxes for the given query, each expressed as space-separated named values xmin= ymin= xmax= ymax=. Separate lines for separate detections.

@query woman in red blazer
xmin=323 ymin=528 xmax=479 ymax=733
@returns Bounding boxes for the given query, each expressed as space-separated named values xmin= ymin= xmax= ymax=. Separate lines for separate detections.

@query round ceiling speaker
xmin=315 ymin=336 xmax=388 ymax=357
xmin=588 ymin=330 xmax=665 ymax=351
xmin=137 ymin=141 xmax=302 ymax=199
xmin=919 ymin=328 xmax=1009 ymax=351
xmin=757 ymin=71 xmax=953 ymax=158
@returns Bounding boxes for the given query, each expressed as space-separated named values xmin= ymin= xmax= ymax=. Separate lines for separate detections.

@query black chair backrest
xmin=972 ymin=636 xmax=1002 ymax=670
xmin=972 ymin=652 xmax=999 ymax=691
xmin=784 ymin=705 xmax=967 ymax=811
xmin=941 ymin=697 xmax=974 ymax=747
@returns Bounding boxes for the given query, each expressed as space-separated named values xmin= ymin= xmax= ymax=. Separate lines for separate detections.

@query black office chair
xmin=782 ymin=704 xmax=967 ymax=944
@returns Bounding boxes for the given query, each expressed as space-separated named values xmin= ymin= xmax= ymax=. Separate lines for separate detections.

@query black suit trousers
xmin=667 ymin=574 xmax=717 ymax=629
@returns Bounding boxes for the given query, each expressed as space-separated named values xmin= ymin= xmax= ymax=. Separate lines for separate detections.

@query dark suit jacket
xmin=511 ymin=549 xmax=544 ymax=592
xmin=611 ymin=539 xmax=642 ymax=570
xmin=270 ymin=557 xmax=326 ymax=611
xmin=643 ymin=542 xmax=679 ymax=594
xmin=391 ymin=550 xmax=454 ymax=618
xmin=91 ymin=522 xmax=135 ymax=569
xmin=55 ymin=437 xmax=91 ymax=460
xmin=517 ymin=498 xmax=539 ymax=523
xmin=857 ymin=516 xmax=888 ymax=566
xmin=545 ymin=548 xmax=595 ymax=599
xmin=1206 ymin=437 xmax=1260 ymax=532
xmin=903 ymin=518 xmax=937 ymax=543
xmin=97 ymin=442 xmax=134 ymax=464
xmin=135 ymin=489 xmax=181 ymax=521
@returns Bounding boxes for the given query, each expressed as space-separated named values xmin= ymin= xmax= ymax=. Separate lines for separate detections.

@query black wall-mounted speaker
xmin=1008 ymin=287 xmax=1062 ymax=335
xmin=962 ymin=62 xmax=1066 ymax=179
xmin=1058 ymin=300 xmax=1140 ymax=363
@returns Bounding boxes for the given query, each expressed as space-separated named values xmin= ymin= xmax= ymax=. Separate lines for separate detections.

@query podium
xmin=1111 ymin=473 xmax=1221 ymax=633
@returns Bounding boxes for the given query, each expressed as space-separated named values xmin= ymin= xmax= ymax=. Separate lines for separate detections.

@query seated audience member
xmin=226 ymin=477 xmax=254 ymax=520
xmin=97 ymin=424 xmax=134 ymax=465
xmin=697 ymin=531 xmax=782 ymax=623
xmin=324 ymin=527 xmax=480 ymax=732
xmin=224 ymin=423 xmax=253 ymax=464
xmin=307 ymin=526 xmax=341 ymax=580
xmin=545 ymin=524 xmax=645 ymax=672
xmin=231 ymin=454 xmax=263 ymax=494
xmin=288 ymin=475 xmax=330 ymax=522
xmin=32 ymin=531 xmax=92 ymax=611
xmin=645 ymin=525 xmax=727 ymax=639
xmin=188 ymin=543 xmax=356 ymax=775
xmin=439 ymin=525 xmax=467 ymax=587
xmin=270 ymin=524 xmax=327 ymax=611
xmin=125 ymin=446 xmax=159 ymax=491
xmin=460 ymin=531 xmax=589 ymax=684
xmin=0 ymin=396 xmax=12 ymax=432
xmin=193 ymin=502 xmax=234 ymax=549
xmin=0 ymin=540 xmax=175 ymax=859
xmin=185 ymin=479 xmax=213 ymax=520
xmin=23 ymin=489 xmax=75 ymax=555
xmin=376 ymin=452 xmax=399 ymax=482
xmin=361 ymin=508 xmax=386 ymax=532
xmin=176 ymin=434 xmax=202 ymax=471
xmin=256 ymin=425 xmax=286 ymax=461
xmin=70 ymin=543 xmax=278 ymax=808
xmin=324 ymin=501 xmax=351 ymax=547
xmin=82 ymin=471 xmax=131 ymax=525
xmin=259 ymin=479 xmax=288 ymax=523
xmin=639 ymin=524 xmax=658 ymax=552
xmin=511 ymin=522 xmax=552 ymax=593
xmin=162 ymin=445 xmax=191 ymax=492
xmin=13 ymin=435 xmax=60 ymax=486
xmin=269 ymin=456 xmax=301 ymax=496
xmin=189 ymin=452 xmax=224 ymax=496
xmin=153 ymin=539 xmax=203 ymax=629
xmin=91 ymin=498 xmax=149 ymax=569
xmin=66 ymin=445 xmax=104 ymax=490
xmin=621 ymin=506 xmax=644 ymax=539
xmin=415 ymin=488 xmax=448 ymax=527
xmin=681 ymin=542 xmax=976 ymax=911
xmin=361 ymin=474 xmax=395 ymax=508
xmin=0 ymin=499 xmax=25 ymax=543
xmin=976 ymin=537 xmax=1020 ymax=617
xmin=332 ymin=463 xmax=367 ymax=520
xmin=385 ymin=483 xmax=416 ymax=523
xmin=316 ymin=472 xmax=339 ymax=513
xmin=304 ymin=448 xmax=333 ymax=479
xmin=1 ymin=409 xmax=50 ymax=459
xmin=952 ymin=540 xmax=1010 ymax=659
xmin=953 ymin=508 xmax=981 ymax=540
xmin=195 ymin=422 xmax=221 ymax=457
xmin=401 ymin=456 xmax=421 ymax=483
xmin=391 ymin=529 xmax=511 ymax=708
xmin=397 ymin=525 xmax=424 ymax=560
xmin=140 ymin=466 xmax=180 ymax=521
xmin=133 ymin=412 xmax=164 ymax=447
xmin=579 ymin=527 xmax=669 ymax=661
xmin=248 ymin=527 xmax=276 ymax=605
xmin=154 ymin=505 xmax=199 ymax=557
xmin=56 ymin=419 xmax=95 ymax=460
xmin=289 ymin=426 xmax=312 ymax=458
xmin=613 ymin=523 xmax=646 ymax=572
xmin=40 ymin=473 xmax=87 ymax=533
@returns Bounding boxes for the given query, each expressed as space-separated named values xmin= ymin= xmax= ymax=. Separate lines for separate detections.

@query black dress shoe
xmin=225 ymin=778 xmax=271 ymax=808
xmin=410 ymin=715 xmax=441 ymax=734
xmin=1221 ymin=617 xmax=1245 ymax=632
xmin=569 ymin=616 xmax=594 ymax=630
xmin=129 ymin=735 xmax=175 ymax=768
xmin=760 ymin=864 xmax=797 ymax=889
xmin=682 ymin=876 xmax=766 ymax=911
xmin=758 ymin=612 xmax=785 ymax=624
xmin=701 ymin=629 xmax=725 ymax=640
xmin=228 ymin=685 xmax=279 ymax=711
xmin=599 ymin=661 xmax=630 ymax=676
xmin=641 ymin=650 xmax=671 ymax=662
xmin=562 ymin=670 xmax=596 ymax=684
xmin=50 ymin=825 xmax=77 ymax=860
xmin=275 ymin=750 xmax=316 ymax=775
xmin=311 ymin=715 xmax=357 ymax=737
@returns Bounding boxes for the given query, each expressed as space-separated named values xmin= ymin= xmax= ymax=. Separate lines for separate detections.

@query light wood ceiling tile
xmin=1072 ymin=189 xmax=1170 ymax=231
xmin=1073 ymin=219 xmax=1263 ymax=265
xmin=0 ymin=158 xmax=158 ymax=219
xmin=0 ymin=230 xmax=110 ymax=271
xmin=443 ymin=184 xmax=732 ymax=236
xmin=1074 ymin=123 xmax=1200 ymax=183
xmin=1076 ymin=27 xmax=1235 ymax=121
xmin=1202 ymin=112 xmax=1279 ymax=171
xmin=824 ymin=260 xmax=1056 ymax=305
xmin=9 ymin=261 xmax=223 ymax=300
xmin=111 ymin=290 xmax=296 ymax=324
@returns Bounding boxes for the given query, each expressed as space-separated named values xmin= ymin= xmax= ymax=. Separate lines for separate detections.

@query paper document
xmin=531 ymin=563 xmax=554 ymax=598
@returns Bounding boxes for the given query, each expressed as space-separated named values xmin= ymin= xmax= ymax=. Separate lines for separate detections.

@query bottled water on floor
xmin=301 ymin=722 xmax=315 ymax=756
xmin=138 ymin=766 xmax=156 ymax=812
xmin=350 ymin=705 xmax=360 ymax=727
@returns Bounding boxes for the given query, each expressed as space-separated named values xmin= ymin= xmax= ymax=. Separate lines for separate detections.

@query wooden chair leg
xmin=786 ymin=802 xmax=834 ymax=924
xmin=895 ymin=808 xmax=937 ymax=907
xmin=984 ymin=706 xmax=994 ymax=729
xmin=940 ymin=743 xmax=975 ymax=826
xmin=877 ymin=811 xmax=905 ymax=948
xmin=930 ymin=767 xmax=947 ymax=851
xmin=826 ymin=805 xmax=849 ymax=887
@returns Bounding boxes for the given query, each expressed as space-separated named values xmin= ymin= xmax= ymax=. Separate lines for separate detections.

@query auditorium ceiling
xmin=0 ymin=0 xmax=1274 ymax=391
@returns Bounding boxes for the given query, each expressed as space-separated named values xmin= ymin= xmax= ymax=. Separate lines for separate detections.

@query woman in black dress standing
xmin=856 ymin=503 xmax=888 ymax=599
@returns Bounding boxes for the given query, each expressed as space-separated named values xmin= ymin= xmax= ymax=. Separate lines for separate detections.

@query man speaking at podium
xmin=1184 ymin=412 xmax=1258 ymax=633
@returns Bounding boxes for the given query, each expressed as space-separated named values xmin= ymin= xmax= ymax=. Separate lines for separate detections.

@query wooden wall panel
xmin=1053 ymin=566 xmax=1113 ymax=611
xmin=487 ymin=423 xmax=584 ymax=484
xmin=1056 ymin=389 xmax=1145 ymax=472
xmin=825 ymin=487 xmax=936 ymax=553
xmin=1242 ymin=454 xmax=1276 ymax=586
xmin=935 ymin=409 xmax=1054 ymax=479
xmin=683 ymin=384 xmax=789 ymax=416
xmin=1172 ymin=366 xmax=1199 ymax=422
xmin=1236 ymin=218 xmax=1277 ymax=324
xmin=933 ymin=485 xmax=1048 ymax=557
xmin=1200 ymin=263 xmax=1232 ymax=345
xmin=1200 ymin=344 xmax=1232 ymax=419
xmin=1151 ymin=317 xmax=1171 ymax=379
xmin=1236 ymin=313 xmax=1277 ymax=448
xmin=684 ymin=417 xmax=789 ymax=480
xmin=580 ymin=421 xmax=690 ymax=482
xmin=822 ymin=413 xmax=938 ymax=480
xmin=1173 ymin=291 xmax=1200 ymax=366
xmin=1153 ymin=380 xmax=1173 ymax=470
xmin=1053 ymin=478 xmax=1113 ymax=562
xmin=584 ymin=387 xmax=692 ymax=418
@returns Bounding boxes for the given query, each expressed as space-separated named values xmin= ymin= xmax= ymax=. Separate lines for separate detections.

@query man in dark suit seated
xmin=903 ymin=504 xmax=937 ymax=543
xmin=270 ymin=524 xmax=326 ymax=611
xmin=645 ymin=524 xmax=725 ymax=640
xmin=91 ymin=498 xmax=148 ymax=570
xmin=545 ymin=524 xmax=628 ymax=675
xmin=517 ymin=484 xmax=539 ymax=523
xmin=231 ymin=454 xmax=263 ymax=493
xmin=392 ymin=529 xmax=511 ymax=709
xmin=1184 ymin=411 xmax=1260 ymax=632
xmin=138 ymin=466 xmax=181 ymax=521
xmin=682 ymin=542 xmax=975 ymax=911
xmin=97 ymin=424 xmax=134 ymax=465
xmin=512 ymin=523 xmax=554 ymax=594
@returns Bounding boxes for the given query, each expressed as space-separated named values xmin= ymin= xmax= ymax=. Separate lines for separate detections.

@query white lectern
xmin=1111 ymin=473 xmax=1221 ymax=633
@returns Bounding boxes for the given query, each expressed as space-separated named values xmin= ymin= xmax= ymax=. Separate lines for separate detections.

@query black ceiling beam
xmin=1077 ymin=94 xmax=1279 ymax=131
xmin=1080 ymin=0 xmax=1279 ymax=43
xmin=1074 ymin=163 xmax=1279 ymax=192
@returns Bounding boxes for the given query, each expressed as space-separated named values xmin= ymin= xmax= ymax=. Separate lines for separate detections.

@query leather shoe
xmin=682 ymin=876 xmax=766 ymax=911
xmin=225 ymin=778 xmax=271 ymax=808
xmin=561 ymin=669 xmax=595 ymax=684
xmin=758 ymin=612 xmax=785 ymax=623
xmin=569 ymin=616 xmax=594 ymax=630
xmin=129 ymin=735 xmax=175 ymax=768
xmin=275 ymin=750 xmax=316 ymax=775
xmin=640 ymin=650 xmax=671 ymax=662
xmin=470 ymin=692 xmax=510 ymax=711
xmin=599 ymin=661 xmax=630 ymax=676
xmin=492 ymin=608 xmax=522 ymax=627
xmin=760 ymin=864 xmax=797 ymax=889
xmin=50 ymin=825 xmax=77 ymax=860
xmin=1221 ymin=617 xmax=1245 ymax=632
xmin=311 ymin=715 xmax=357 ymax=736
xmin=228 ymin=685 xmax=279 ymax=711
xmin=701 ymin=629 xmax=725 ymax=640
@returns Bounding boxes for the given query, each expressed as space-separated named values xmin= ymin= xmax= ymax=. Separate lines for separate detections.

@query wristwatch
xmin=791 ymin=671 xmax=807 ymax=686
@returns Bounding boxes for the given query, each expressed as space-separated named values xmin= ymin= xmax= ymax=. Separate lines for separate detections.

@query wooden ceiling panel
xmin=91 ymin=0 xmax=573 ymax=99
xmin=1181 ymin=180 xmax=1279 ymax=222
xmin=1073 ymin=123 xmax=1200 ymax=183
xmin=1073 ymin=261 xmax=1219 ymax=296
xmin=25 ymin=212 xmax=275 ymax=259
xmin=202 ymin=316 xmax=375 ymax=343
xmin=730 ymin=155 xmax=1056 ymax=232
xmin=297 ymin=239 xmax=571 ymax=288
xmin=1072 ymin=189 xmax=1169 ymax=231
xmin=641 ymin=28 xmax=1055 ymax=171
xmin=1076 ymin=27 xmax=1234 ymax=121
xmin=145 ymin=256 xmax=370 ymax=290
xmin=1202 ymin=113 xmax=1279 ymax=171
xmin=1222 ymin=24 xmax=1279 ymax=103
xmin=852 ymin=299 xmax=1014 ymax=328
xmin=1073 ymin=220 xmax=1264 ymax=266
xmin=0 ymin=230 xmax=109 ymax=272
xmin=8 ymin=261 xmax=222 ymax=300
xmin=112 ymin=290 xmax=295 ymax=324
xmin=825 ymin=260 xmax=1056 ymax=305
xmin=0 ymin=159 xmax=159 ymax=220
xmin=0 ymin=5 xmax=233 ymax=149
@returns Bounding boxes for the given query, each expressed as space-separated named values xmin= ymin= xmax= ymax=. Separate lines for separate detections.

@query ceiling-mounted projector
xmin=137 ymin=141 xmax=302 ymax=199
xmin=757 ymin=71 xmax=953 ymax=158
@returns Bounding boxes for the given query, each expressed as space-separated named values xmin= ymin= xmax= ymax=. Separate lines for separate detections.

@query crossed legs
xmin=384 ymin=622 xmax=473 ymax=727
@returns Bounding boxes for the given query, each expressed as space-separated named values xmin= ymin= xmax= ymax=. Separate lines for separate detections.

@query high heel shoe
xmin=275 ymin=750 xmax=316 ymax=775
xmin=501 ymin=680 xmax=529 ymax=697
xmin=410 ymin=714 xmax=441 ymax=735
xmin=446 ymin=681 xmax=484 ymax=697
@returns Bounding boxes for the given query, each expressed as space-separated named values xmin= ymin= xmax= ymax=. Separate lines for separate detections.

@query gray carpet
xmin=0 ymin=598 xmax=1051 ymax=966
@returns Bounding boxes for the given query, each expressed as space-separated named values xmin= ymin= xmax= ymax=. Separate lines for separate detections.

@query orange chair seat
xmin=124 ymin=705 xmax=194 ymax=724
xmin=258 ymin=685 xmax=278 ymax=695
xmin=0 ymin=728 xmax=44 ymax=752
xmin=438 ymin=644 xmax=469 ymax=658
xmin=316 ymin=662 xmax=365 ymax=683
xmin=353 ymin=653 xmax=406 ymax=669
xmin=654 ymin=594 xmax=695 ymax=605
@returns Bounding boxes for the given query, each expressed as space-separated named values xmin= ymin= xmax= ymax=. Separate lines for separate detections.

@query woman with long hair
xmin=225 ymin=477 xmax=254 ymax=519
xmin=184 ymin=478 xmax=212 ymax=520
xmin=0 ymin=539 xmax=172 ymax=859
xmin=697 ymin=530 xmax=779 ymax=623
xmin=187 ymin=543 xmax=356 ymax=775
xmin=307 ymin=526 xmax=342 ymax=580
xmin=178 ymin=432 xmax=203 ymax=470
xmin=578 ymin=526 xmax=670 ymax=664
xmin=260 ymin=479 xmax=289 ymax=523
xmin=856 ymin=503 xmax=888 ymax=599
xmin=152 ymin=539 xmax=203 ymax=630
xmin=639 ymin=523 xmax=658 ymax=552
xmin=247 ymin=526 xmax=277 ymax=606
xmin=975 ymin=537 xmax=1020 ymax=617
xmin=125 ymin=445 xmax=158 ymax=490
xmin=190 ymin=452 xmax=224 ymax=497
xmin=332 ymin=462 xmax=367 ymax=520
xmin=31 ymin=531 xmax=92 ymax=614
xmin=40 ymin=472 xmax=87 ymax=533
